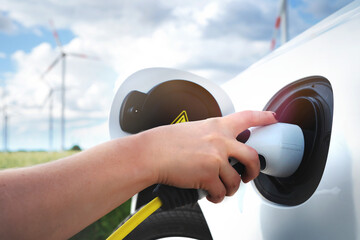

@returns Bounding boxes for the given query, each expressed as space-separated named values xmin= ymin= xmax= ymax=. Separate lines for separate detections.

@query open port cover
xmin=119 ymin=80 xmax=222 ymax=134
xmin=109 ymin=68 xmax=235 ymax=210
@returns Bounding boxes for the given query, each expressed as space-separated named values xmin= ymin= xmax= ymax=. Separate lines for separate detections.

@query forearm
xmin=0 ymin=134 xmax=155 ymax=239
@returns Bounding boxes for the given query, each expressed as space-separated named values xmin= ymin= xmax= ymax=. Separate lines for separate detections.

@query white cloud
xmin=202 ymin=0 xmax=277 ymax=41
xmin=1 ymin=0 xmax=295 ymax=85
xmin=1 ymin=0 xmax=348 ymax=150
xmin=0 ymin=13 xmax=17 ymax=33
xmin=3 ymin=38 xmax=113 ymax=150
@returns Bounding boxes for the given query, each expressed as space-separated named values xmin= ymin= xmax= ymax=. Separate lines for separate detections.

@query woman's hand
xmin=139 ymin=110 xmax=277 ymax=203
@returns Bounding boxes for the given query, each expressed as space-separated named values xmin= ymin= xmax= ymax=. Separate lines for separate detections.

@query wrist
xmin=134 ymin=129 xmax=163 ymax=186
xmin=117 ymin=132 xmax=159 ymax=188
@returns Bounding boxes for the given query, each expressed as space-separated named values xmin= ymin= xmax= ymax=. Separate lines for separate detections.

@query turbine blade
xmin=41 ymin=55 xmax=62 ymax=79
xmin=49 ymin=19 xmax=63 ymax=49
xmin=67 ymin=52 xmax=100 ymax=61
xmin=42 ymin=90 xmax=53 ymax=108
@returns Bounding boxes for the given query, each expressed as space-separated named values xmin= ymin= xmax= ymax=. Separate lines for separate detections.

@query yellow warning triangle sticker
xmin=171 ymin=110 xmax=189 ymax=124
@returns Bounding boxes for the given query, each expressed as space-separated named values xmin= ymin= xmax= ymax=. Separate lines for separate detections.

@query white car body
xmin=109 ymin=1 xmax=360 ymax=239
xmin=200 ymin=1 xmax=360 ymax=239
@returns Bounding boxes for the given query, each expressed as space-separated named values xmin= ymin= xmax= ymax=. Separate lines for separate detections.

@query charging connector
xmin=107 ymin=122 xmax=305 ymax=239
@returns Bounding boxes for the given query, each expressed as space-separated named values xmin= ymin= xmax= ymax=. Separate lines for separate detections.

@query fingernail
xmin=207 ymin=194 xmax=225 ymax=203
xmin=272 ymin=112 xmax=278 ymax=121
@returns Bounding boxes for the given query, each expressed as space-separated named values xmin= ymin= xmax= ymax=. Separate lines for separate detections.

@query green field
xmin=0 ymin=151 xmax=79 ymax=169
xmin=0 ymin=151 xmax=131 ymax=240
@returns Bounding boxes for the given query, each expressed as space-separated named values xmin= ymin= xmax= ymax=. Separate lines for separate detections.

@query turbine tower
xmin=41 ymin=20 xmax=98 ymax=151
xmin=1 ymin=106 xmax=9 ymax=152
xmin=0 ymin=90 xmax=27 ymax=152
xmin=41 ymin=82 xmax=59 ymax=151
xmin=1 ymin=90 xmax=10 ymax=152
xmin=271 ymin=0 xmax=288 ymax=50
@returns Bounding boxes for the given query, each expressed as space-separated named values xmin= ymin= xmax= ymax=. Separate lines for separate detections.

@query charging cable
xmin=106 ymin=197 xmax=162 ymax=240
xmin=106 ymin=122 xmax=304 ymax=239
xmin=106 ymin=159 xmax=244 ymax=240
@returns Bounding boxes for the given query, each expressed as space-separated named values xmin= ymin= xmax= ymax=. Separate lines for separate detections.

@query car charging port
xmin=254 ymin=76 xmax=333 ymax=206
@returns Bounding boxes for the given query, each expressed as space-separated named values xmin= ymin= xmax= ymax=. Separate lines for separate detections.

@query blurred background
xmin=0 ymin=0 xmax=353 ymax=152
xmin=0 ymin=0 xmax=353 ymax=239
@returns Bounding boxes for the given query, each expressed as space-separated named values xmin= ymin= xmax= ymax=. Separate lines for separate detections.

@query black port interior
xmin=254 ymin=76 xmax=333 ymax=206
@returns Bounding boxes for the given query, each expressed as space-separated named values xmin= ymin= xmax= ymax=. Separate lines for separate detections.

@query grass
xmin=0 ymin=151 xmax=79 ymax=169
xmin=0 ymin=151 xmax=131 ymax=240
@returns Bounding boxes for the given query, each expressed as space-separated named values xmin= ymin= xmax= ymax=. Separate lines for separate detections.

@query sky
xmin=0 ymin=0 xmax=353 ymax=151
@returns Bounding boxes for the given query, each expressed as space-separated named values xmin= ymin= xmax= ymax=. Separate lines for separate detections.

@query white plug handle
xmin=197 ymin=123 xmax=305 ymax=199
xmin=246 ymin=123 xmax=305 ymax=177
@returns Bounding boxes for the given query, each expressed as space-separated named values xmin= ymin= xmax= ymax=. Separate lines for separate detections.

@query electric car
xmin=109 ymin=1 xmax=360 ymax=239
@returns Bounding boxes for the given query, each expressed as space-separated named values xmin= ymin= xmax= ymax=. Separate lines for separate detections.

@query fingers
xmin=218 ymin=159 xmax=241 ymax=196
xmin=224 ymin=110 xmax=277 ymax=137
xmin=156 ymin=111 xmax=275 ymax=205
xmin=205 ymin=177 xmax=226 ymax=203
xmin=205 ymin=143 xmax=254 ymax=202
xmin=202 ymin=111 xmax=274 ymax=203
xmin=227 ymin=140 xmax=260 ymax=183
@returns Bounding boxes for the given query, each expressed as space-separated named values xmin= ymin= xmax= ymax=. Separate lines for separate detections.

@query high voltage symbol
xmin=171 ymin=110 xmax=189 ymax=124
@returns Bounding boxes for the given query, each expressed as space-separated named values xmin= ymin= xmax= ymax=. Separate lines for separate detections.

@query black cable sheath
xmin=153 ymin=185 xmax=199 ymax=210
xmin=154 ymin=159 xmax=245 ymax=211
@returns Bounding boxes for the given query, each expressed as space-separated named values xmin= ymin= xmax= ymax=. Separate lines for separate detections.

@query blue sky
xmin=0 ymin=0 xmax=353 ymax=151
xmin=0 ymin=27 xmax=74 ymax=81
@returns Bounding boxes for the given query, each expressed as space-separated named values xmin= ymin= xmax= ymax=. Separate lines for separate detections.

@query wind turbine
xmin=1 ymin=106 xmax=9 ymax=152
xmin=0 ymin=90 xmax=26 ymax=152
xmin=271 ymin=0 xmax=288 ymax=50
xmin=40 ymin=78 xmax=69 ymax=151
xmin=0 ymin=89 xmax=10 ymax=152
xmin=41 ymin=82 xmax=60 ymax=151
xmin=41 ymin=20 xmax=98 ymax=151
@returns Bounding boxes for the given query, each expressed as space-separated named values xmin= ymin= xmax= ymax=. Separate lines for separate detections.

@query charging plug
xmin=154 ymin=122 xmax=305 ymax=210
xmin=244 ymin=122 xmax=305 ymax=178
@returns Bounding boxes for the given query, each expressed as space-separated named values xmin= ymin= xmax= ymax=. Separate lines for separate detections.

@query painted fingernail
xmin=272 ymin=112 xmax=278 ymax=121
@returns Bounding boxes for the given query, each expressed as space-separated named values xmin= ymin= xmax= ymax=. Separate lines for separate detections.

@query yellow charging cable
xmin=106 ymin=197 xmax=162 ymax=240
xmin=106 ymin=110 xmax=194 ymax=239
